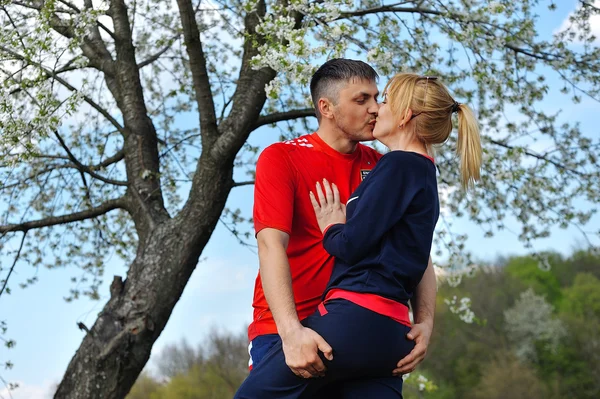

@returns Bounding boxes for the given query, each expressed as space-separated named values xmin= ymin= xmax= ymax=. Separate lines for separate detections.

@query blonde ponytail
xmin=456 ymin=104 xmax=482 ymax=189
xmin=385 ymin=73 xmax=483 ymax=190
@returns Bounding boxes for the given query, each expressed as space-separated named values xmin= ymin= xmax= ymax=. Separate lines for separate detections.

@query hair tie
xmin=452 ymin=102 xmax=461 ymax=113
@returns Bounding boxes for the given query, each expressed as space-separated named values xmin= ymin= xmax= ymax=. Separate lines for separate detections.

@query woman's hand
xmin=309 ymin=179 xmax=346 ymax=233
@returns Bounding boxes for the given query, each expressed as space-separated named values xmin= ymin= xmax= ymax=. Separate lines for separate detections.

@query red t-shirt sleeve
xmin=253 ymin=144 xmax=296 ymax=236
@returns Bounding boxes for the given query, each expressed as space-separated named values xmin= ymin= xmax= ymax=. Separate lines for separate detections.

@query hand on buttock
xmin=309 ymin=179 xmax=346 ymax=233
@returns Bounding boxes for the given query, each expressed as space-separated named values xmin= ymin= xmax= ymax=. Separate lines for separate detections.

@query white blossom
xmin=445 ymin=296 xmax=476 ymax=324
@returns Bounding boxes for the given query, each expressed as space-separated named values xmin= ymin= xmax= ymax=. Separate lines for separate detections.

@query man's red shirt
xmin=249 ymin=133 xmax=381 ymax=341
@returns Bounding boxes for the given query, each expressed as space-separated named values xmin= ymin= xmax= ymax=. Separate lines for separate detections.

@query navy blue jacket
xmin=323 ymin=151 xmax=439 ymax=306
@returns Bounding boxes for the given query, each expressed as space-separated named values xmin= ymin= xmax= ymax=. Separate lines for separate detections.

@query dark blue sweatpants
xmin=235 ymin=299 xmax=414 ymax=398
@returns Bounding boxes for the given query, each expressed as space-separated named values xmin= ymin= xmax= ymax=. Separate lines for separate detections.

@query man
xmin=246 ymin=59 xmax=436 ymax=395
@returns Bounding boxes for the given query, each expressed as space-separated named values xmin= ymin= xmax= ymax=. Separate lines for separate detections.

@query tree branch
xmin=337 ymin=6 xmax=597 ymax=73
xmin=253 ymin=108 xmax=316 ymax=130
xmin=212 ymin=0 xmax=295 ymax=160
xmin=0 ymin=231 xmax=26 ymax=297
xmin=489 ymin=139 xmax=588 ymax=177
xmin=504 ymin=43 xmax=594 ymax=72
xmin=1 ymin=164 xmax=78 ymax=190
xmin=504 ymin=44 xmax=554 ymax=63
xmin=53 ymin=130 xmax=128 ymax=186
xmin=1 ymin=149 xmax=126 ymax=191
xmin=0 ymin=45 xmax=125 ymax=134
xmin=232 ymin=180 xmax=254 ymax=187
xmin=138 ymin=36 xmax=179 ymax=69
xmin=11 ymin=148 xmax=124 ymax=174
xmin=61 ymin=0 xmax=116 ymax=40
xmin=159 ymin=134 xmax=201 ymax=159
xmin=94 ymin=149 xmax=125 ymax=169
xmin=108 ymin=0 xmax=170 ymax=230
xmin=11 ymin=0 xmax=116 ymax=76
xmin=0 ymin=198 xmax=125 ymax=233
xmin=580 ymin=1 xmax=600 ymax=11
xmin=337 ymin=5 xmax=444 ymax=20
xmin=11 ymin=0 xmax=73 ymax=13
xmin=175 ymin=0 xmax=218 ymax=143
xmin=6 ymin=57 xmax=86 ymax=96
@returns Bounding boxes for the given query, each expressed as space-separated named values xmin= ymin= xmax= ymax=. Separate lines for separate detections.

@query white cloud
xmin=556 ymin=1 xmax=600 ymax=43
xmin=185 ymin=255 xmax=257 ymax=295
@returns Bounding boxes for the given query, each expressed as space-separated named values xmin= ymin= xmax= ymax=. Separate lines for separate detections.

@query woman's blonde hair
xmin=384 ymin=73 xmax=482 ymax=189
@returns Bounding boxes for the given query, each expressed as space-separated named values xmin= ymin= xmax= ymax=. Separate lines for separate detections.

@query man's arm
xmin=257 ymin=228 xmax=333 ymax=378
xmin=393 ymin=256 xmax=436 ymax=375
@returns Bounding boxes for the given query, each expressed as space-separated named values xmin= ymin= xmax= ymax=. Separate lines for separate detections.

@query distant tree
xmin=426 ymin=268 xmax=521 ymax=394
xmin=504 ymin=288 xmax=566 ymax=363
xmin=504 ymin=255 xmax=563 ymax=305
xmin=540 ymin=272 xmax=600 ymax=399
xmin=466 ymin=353 xmax=555 ymax=399
xmin=127 ymin=328 xmax=248 ymax=399
xmin=561 ymin=273 xmax=600 ymax=318
xmin=153 ymin=363 xmax=244 ymax=399
xmin=553 ymin=250 xmax=600 ymax=286
xmin=427 ymin=251 xmax=600 ymax=399
xmin=201 ymin=329 xmax=249 ymax=389
xmin=155 ymin=339 xmax=202 ymax=380
xmin=126 ymin=373 xmax=162 ymax=399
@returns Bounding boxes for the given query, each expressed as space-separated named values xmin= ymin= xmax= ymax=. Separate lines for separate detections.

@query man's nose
xmin=369 ymin=102 xmax=379 ymax=114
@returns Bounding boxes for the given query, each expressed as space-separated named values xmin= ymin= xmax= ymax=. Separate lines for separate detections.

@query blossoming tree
xmin=0 ymin=0 xmax=599 ymax=397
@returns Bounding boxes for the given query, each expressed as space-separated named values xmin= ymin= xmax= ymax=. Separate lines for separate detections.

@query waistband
xmin=318 ymin=288 xmax=411 ymax=327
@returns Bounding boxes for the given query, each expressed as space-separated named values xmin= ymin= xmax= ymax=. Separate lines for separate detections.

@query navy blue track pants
xmin=235 ymin=299 xmax=415 ymax=398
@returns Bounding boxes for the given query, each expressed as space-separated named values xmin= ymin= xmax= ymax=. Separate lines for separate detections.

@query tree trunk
xmin=53 ymin=0 xmax=274 ymax=395
xmin=54 ymin=157 xmax=234 ymax=398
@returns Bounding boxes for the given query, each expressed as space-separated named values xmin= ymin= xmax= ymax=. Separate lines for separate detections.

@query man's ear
xmin=318 ymin=98 xmax=335 ymax=120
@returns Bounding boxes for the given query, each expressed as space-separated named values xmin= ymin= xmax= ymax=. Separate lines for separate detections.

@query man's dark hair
xmin=310 ymin=59 xmax=379 ymax=120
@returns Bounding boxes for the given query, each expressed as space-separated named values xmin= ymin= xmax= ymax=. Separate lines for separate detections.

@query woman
xmin=235 ymin=73 xmax=482 ymax=398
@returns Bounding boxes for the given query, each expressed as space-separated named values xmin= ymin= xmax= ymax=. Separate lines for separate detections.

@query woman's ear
xmin=398 ymin=108 xmax=413 ymax=128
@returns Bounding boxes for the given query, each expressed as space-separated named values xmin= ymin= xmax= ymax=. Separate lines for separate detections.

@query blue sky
xmin=1 ymin=1 xmax=599 ymax=397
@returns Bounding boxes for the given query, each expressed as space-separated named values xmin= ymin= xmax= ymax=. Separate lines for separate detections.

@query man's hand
xmin=392 ymin=322 xmax=432 ymax=376
xmin=281 ymin=326 xmax=334 ymax=378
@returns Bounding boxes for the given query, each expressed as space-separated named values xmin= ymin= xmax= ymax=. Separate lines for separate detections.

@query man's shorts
xmin=248 ymin=333 xmax=280 ymax=370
